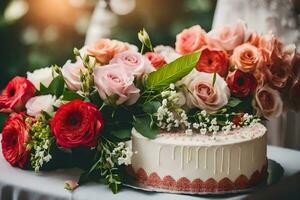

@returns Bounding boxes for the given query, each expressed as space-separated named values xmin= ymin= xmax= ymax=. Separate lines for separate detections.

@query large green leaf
xmin=146 ymin=52 xmax=201 ymax=90
xmin=133 ymin=115 xmax=159 ymax=139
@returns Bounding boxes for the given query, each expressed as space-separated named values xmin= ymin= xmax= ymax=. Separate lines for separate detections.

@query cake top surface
xmin=132 ymin=123 xmax=266 ymax=146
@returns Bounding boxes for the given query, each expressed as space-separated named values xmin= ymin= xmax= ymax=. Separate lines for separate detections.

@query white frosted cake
xmin=129 ymin=123 xmax=267 ymax=192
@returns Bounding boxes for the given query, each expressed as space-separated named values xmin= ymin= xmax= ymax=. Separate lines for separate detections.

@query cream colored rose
xmin=231 ymin=43 xmax=261 ymax=72
xmin=25 ymin=95 xmax=56 ymax=117
xmin=61 ymin=60 xmax=87 ymax=91
xmin=27 ymin=67 xmax=56 ymax=90
xmin=253 ymin=84 xmax=283 ymax=118
xmin=181 ymin=70 xmax=230 ymax=111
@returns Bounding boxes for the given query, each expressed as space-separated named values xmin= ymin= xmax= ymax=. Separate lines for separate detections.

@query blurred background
xmin=0 ymin=0 xmax=216 ymax=128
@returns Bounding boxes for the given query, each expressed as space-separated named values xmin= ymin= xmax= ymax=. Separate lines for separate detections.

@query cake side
xmin=129 ymin=123 xmax=267 ymax=192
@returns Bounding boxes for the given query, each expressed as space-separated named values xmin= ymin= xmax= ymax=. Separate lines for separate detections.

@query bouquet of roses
xmin=0 ymin=21 xmax=299 ymax=193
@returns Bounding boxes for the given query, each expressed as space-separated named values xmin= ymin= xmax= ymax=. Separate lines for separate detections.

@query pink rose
xmin=207 ymin=21 xmax=247 ymax=51
xmin=175 ymin=25 xmax=207 ymax=54
xmin=264 ymin=59 xmax=291 ymax=89
xmin=231 ymin=43 xmax=261 ymax=72
xmin=144 ymin=52 xmax=166 ymax=69
xmin=94 ymin=64 xmax=140 ymax=105
xmin=62 ymin=60 xmax=87 ymax=91
xmin=258 ymin=33 xmax=284 ymax=65
xmin=253 ymin=84 xmax=283 ymax=118
xmin=86 ymin=39 xmax=129 ymax=64
xmin=181 ymin=71 xmax=230 ymax=112
xmin=110 ymin=50 xmax=155 ymax=78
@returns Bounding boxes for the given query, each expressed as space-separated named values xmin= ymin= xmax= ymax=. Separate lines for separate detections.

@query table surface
xmin=1 ymin=145 xmax=300 ymax=200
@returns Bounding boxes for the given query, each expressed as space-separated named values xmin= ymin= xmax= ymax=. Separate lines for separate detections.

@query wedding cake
xmin=130 ymin=123 xmax=267 ymax=192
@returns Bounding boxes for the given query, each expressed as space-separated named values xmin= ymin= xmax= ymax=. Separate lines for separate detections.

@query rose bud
xmin=0 ymin=77 xmax=36 ymax=112
xmin=232 ymin=113 xmax=244 ymax=126
xmin=196 ymin=47 xmax=229 ymax=77
xmin=1 ymin=113 xmax=31 ymax=168
xmin=226 ymin=70 xmax=257 ymax=97
xmin=144 ymin=52 xmax=166 ymax=69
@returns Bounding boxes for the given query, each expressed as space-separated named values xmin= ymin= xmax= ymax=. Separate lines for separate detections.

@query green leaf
xmin=133 ymin=115 xmax=159 ymax=139
xmin=111 ymin=128 xmax=132 ymax=140
xmin=227 ymin=97 xmax=242 ymax=108
xmin=47 ymin=75 xmax=65 ymax=97
xmin=146 ymin=52 xmax=201 ymax=90
xmin=142 ymin=101 xmax=161 ymax=114
xmin=62 ymin=90 xmax=85 ymax=101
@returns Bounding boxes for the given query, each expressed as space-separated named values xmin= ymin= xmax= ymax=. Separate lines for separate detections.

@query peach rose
xmin=181 ymin=70 xmax=230 ymax=112
xmin=86 ymin=38 xmax=129 ymax=64
xmin=248 ymin=32 xmax=261 ymax=47
xmin=253 ymin=84 xmax=283 ymax=118
xmin=175 ymin=25 xmax=207 ymax=54
xmin=207 ymin=21 xmax=247 ymax=51
xmin=231 ymin=43 xmax=261 ymax=72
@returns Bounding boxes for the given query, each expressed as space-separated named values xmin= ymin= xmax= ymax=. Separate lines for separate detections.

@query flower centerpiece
xmin=0 ymin=22 xmax=299 ymax=193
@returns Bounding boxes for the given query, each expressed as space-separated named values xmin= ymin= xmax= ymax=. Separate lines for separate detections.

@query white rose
xmin=181 ymin=70 xmax=230 ymax=111
xmin=154 ymin=45 xmax=181 ymax=63
xmin=61 ymin=60 xmax=87 ymax=91
xmin=25 ymin=95 xmax=56 ymax=117
xmin=27 ymin=67 xmax=56 ymax=90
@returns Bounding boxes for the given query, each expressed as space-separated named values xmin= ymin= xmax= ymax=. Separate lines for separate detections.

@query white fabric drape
xmin=213 ymin=0 xmax=300 ymax=149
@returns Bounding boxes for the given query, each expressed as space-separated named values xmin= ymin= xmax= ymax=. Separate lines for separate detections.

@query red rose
xmin=145 ymin=52 xmax=166 ymax=69
xmin=0 ymin=77 xmax=35 ymax=112
xmin=226 ymin=70 xmax=257 ymax=97
xmin=196 ymin=47 xmax=229 ymax=77
xmin=232 ymin=113 xmax=244 ymax=126
xmin=51 ymin=99 xmax=104 ymax=148
xmin=1 ymin=113 xmax=30 ymax=168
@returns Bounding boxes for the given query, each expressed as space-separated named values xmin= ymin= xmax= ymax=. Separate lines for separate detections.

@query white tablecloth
xmin=1 ymin=145 xmax=300 ymax=200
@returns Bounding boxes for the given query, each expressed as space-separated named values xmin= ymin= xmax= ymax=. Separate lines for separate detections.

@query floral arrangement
xmin=1 ymin=21 xmax=299 ymax=193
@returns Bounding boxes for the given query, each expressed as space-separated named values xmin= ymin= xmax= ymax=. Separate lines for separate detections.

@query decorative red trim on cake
xmin=128 ymin=163 xmax=268 ymax=192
